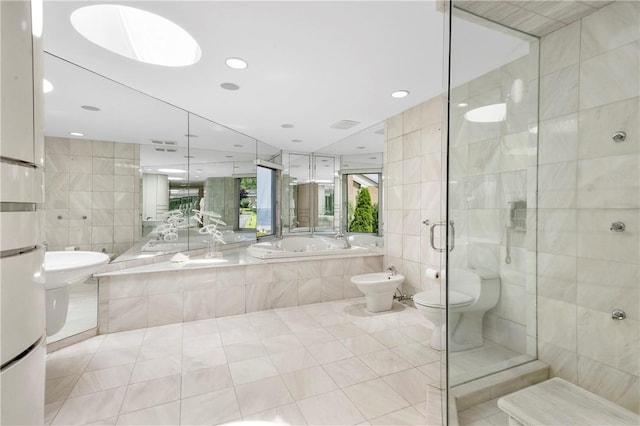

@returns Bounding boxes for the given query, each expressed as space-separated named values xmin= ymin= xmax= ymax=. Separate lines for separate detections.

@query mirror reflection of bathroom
xmin=43 ymin=54 xmax=263 ymax=343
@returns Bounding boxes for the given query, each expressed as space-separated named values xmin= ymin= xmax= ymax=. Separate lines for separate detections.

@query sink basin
xmin=44 ymin=251 xmax=110 ymax=290
xmin=350 ymin=272 xmax=405 ymax=312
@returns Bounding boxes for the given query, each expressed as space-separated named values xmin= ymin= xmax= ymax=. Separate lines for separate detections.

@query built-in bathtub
xmin=95 ymin=243 xmax=383 ymax=334
xmin=247 ymin=235 xmax=371 ymax=259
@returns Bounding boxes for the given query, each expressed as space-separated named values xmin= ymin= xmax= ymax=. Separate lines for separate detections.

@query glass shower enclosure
xmin=445 ymin=5 xmax=539 ymax=391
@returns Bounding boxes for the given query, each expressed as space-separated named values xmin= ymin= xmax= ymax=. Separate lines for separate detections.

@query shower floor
xmin=450 ymin=341 xmax=534 ymax=386
xmin=44 ymin=298 xmax=445 ymax=425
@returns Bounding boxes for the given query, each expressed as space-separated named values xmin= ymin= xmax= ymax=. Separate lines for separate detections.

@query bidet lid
xmin=413 ymin=290 xmax=473 ymax=307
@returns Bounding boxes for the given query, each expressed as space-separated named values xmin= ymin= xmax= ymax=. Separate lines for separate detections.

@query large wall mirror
xmin=43 ymin=53 xmax=265 ymax=342
xmin=316 ymin=122 xmax=384 ymax=236
xmin=44 ymin=53 xmax=261 ymax=264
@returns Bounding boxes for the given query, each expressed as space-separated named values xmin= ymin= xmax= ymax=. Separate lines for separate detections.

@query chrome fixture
xmin=387 ymin=265 xmax=397 ymax=276
xmin=422 ymin=219 xmax=430 ymax=226
xmin=612 ymin=131 xmax=626 ymax=142
xmin=57 ymin=215 xmax=87 ymax=220
xmin=393 ymin=288 xmax=412 ymax=302
xmin=610 ymin=221 xmax=626 ymax=232
xmin=335 ymin=233 xmax=351 ymax=248
xmin=428 ymin=220 xmax=455 ymax=252
xmin=506 ymin=201 xmax=527 ymax=264
xmin=611 ymin=308 xmax=626 ymax=320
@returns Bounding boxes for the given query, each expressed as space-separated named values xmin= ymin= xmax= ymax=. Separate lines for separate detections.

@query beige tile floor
xmin=45 ymin=298 xmax=446 ymax=426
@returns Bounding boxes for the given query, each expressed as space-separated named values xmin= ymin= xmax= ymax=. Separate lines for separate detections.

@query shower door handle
xmin=429 ymin=221 xmax=455 ymax=253
xmin=430 ymin=223 xmax=445 ymax=252
xmin=449 ymin=220 xmax=455 ymax=252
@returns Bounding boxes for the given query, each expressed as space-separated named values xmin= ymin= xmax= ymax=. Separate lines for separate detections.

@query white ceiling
xmin=42 ymin=1 xmax=531 ymax=155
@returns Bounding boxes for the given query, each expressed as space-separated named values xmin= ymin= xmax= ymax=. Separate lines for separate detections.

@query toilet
xmin=414 ymin=267 xmax=500 ymax=351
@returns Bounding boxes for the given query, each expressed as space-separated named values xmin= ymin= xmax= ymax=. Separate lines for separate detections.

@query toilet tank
xmin=449 ymin=267 xmax=500 ymax=300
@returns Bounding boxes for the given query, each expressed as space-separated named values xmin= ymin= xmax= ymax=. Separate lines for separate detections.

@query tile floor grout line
xmin=44 ymin=297 xmax=519 ymax=425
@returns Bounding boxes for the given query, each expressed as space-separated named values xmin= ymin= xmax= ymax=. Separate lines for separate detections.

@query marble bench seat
xmin=497 ymin=377 xmax=639 ymax=426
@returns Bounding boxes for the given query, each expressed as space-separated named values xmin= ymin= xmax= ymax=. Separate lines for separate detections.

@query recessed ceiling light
xmin=184 ymin=134 xmax=198 ymax=138
xmin=226 ymin=57 xmax=248 ymax=70
xmin=220 ymin=83 xmax=240 ymax=91
xmin=356 ymin=146 xmax=366 ymax=150
xmin=43 ymin=79 xmax=53 ymax=94
xmin=168 ymin=177 xmax=185 ymax=181
xmin=457 ymin=102 xmax=468 ymax=108
xmin=69 ymin=132 xmax=84 ymax=137
xmin=291 ymin=139 xmax=303 ymax=143
xmin=391 ymin=90 xmax=410 ymax=98
xmin=81 ymin=105 xmax=100 ymax=111
xmin=70 ymin=5 xmax=201 ymax=67
xmin=464 ymin=103 xmax=506 ymax=123
xmin=281 ymin=124 xmax=295 ymax=129
xmin=158 ymin=168 xmax=186 ymax=173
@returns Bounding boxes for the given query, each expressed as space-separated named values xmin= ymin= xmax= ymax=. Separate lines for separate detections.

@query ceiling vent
xmin=164 ymin=141 xmax=177 ymax=145
xmin=330 ymin=120 xmax=360 ymax=130
xmin=155 ymin=148 xmax=166 ymax=152
xmin=166 ymin=149 xmax=177 ymax=152
xmin=151 ymin=140 xmax=163 ymax=144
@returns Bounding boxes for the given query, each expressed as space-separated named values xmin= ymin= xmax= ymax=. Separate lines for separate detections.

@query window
xmin=237 ymin=177 xmax=257 ymax=230
xmin=256 ymin=165 xmax=276 ymax=236
xmin=344 ymin=173 xmax=380 ymax=234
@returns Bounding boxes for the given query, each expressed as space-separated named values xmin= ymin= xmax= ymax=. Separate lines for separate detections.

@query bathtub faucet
xmin=387 ymin=265 xmax=397 ymax=276
xmin=335 ymin=233 xmax=351 ymax=248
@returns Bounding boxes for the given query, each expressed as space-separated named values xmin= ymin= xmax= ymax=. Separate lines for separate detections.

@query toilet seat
xmin=413 ymin=290 xmax=473 ymax=308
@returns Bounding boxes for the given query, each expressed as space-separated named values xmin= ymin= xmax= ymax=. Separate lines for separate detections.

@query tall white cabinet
xmin=0 ymin=1 xmax=46 ymax=424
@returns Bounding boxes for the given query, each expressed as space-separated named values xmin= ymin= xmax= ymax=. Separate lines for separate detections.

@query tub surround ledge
xmin=97 ymin=252 xmax=383 ymax=334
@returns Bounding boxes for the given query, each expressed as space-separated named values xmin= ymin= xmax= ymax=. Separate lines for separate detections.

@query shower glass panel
xmin=447 ymin=6 xmax=539 ymax=388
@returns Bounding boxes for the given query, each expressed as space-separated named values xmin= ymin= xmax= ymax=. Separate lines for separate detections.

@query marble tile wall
xmin=98 ymin=255 xmax=382 ymax=334
xmin=383 ymin=95 xmax=446 ymax=297
xmin=536 ymin=1 xmax=639 ymax=413
xmin=44 ymin=137 xmax=141 ymax=256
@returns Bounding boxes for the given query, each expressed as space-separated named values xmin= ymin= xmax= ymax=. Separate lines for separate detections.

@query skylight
xmin=70 ymin=5 xmax=202 ymax=67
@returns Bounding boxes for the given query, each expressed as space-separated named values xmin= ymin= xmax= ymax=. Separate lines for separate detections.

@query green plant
xmin=349 ymin=187 xmax=373 ymax=232
xmin=372 ymin=203 xmax=379 ymax=234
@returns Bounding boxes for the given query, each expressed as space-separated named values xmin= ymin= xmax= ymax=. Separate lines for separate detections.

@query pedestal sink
xmin=351 ymin=272 xmax=405 ymax=312
xmin=44 ymin=251 xmax=110 ymax=336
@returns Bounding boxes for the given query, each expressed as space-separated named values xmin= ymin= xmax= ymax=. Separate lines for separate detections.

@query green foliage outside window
xmin=349 ymin=187 xmax=373 ymax=232
xmin=372 ymin=203 xmax=379 ymax=234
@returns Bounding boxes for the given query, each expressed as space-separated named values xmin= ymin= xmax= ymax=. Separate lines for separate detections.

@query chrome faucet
xmin=387 ymin=265 xmax=397 ymax=276
xmin=335 ymin=233 xmax=351 ymax=248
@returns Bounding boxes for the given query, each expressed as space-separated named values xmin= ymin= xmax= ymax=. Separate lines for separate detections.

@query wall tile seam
xmin=574 ymin=354 xmax=640 ymax=386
